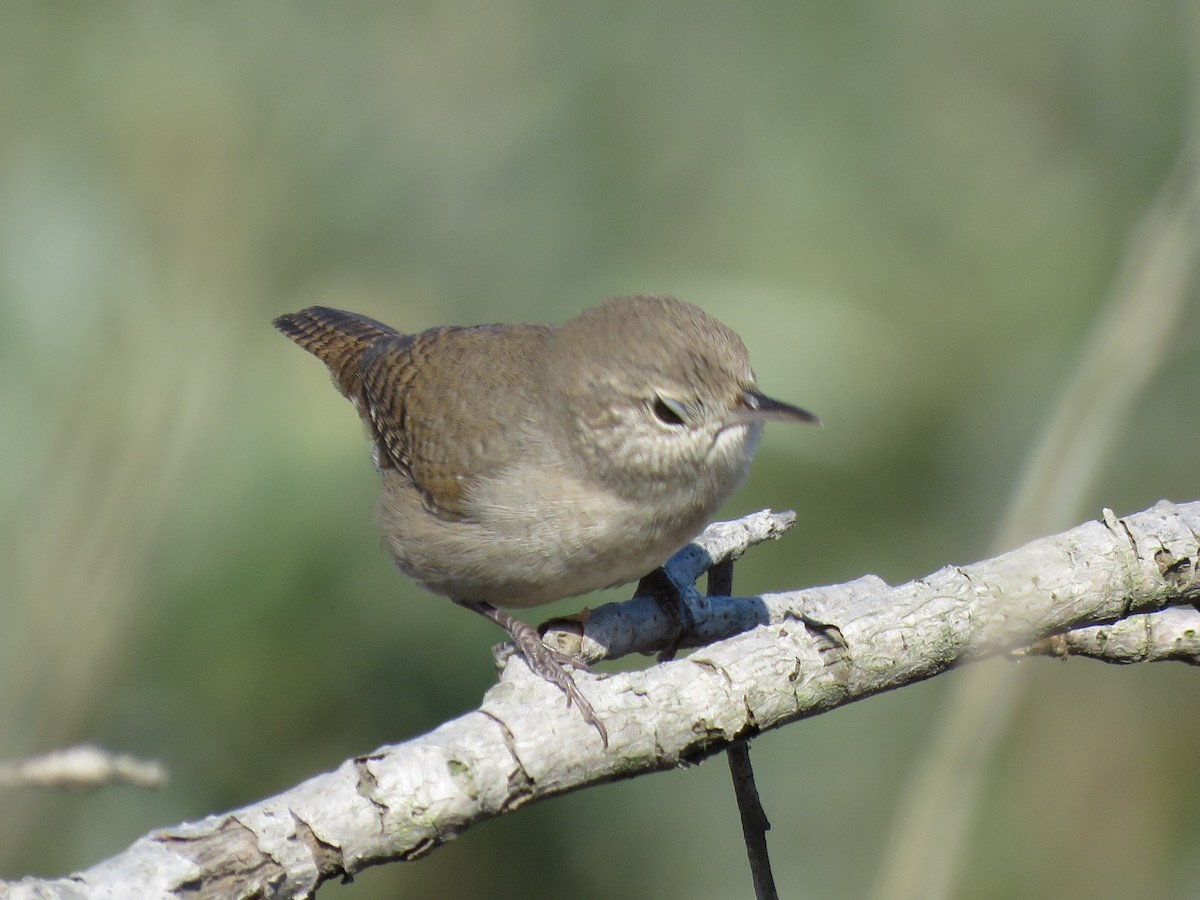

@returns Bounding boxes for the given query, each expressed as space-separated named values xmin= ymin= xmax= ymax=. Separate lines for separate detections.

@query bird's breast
xmin=376 ymin=457 xmax=732 ymax=609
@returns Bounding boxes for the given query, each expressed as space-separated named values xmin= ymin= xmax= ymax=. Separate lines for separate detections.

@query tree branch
xmin=6 ymin=500 xmax=1199 ymax=899
xmin=0 ymin=746 xmax=167 ymax=792
xmin=1019 ymin=606 xmax=1200 ymax=665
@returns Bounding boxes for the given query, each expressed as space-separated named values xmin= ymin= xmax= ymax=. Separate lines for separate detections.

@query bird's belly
xmin=376 ymin=468 xmax=718 ymax=609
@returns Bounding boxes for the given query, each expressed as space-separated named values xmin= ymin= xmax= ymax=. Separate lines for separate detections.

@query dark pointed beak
xmin=732 ymin=389 xmax=821 ymax=426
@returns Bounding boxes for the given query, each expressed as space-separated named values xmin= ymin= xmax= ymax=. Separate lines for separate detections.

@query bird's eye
xmin=652 ymin=395 xmax=689 ymax=426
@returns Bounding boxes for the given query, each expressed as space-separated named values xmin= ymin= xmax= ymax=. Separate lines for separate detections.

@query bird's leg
xmin=636 ymin=567 xmax=697 ymax=662
xmin=453 ymin=598 xmax=608 ymax=747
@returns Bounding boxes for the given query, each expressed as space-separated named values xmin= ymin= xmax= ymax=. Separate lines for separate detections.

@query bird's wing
xmin=358 ymin=324 xmax=554 ymax=521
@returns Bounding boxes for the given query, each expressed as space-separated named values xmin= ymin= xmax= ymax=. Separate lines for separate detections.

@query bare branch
xmin=0 ymin=746 xmax=168 ymax=792
xmin=5 ymin=500 xmax=1198 ymax=899
xmin=1019 ymin=606 xmax=1200 ymax=665
xmin=540 ymin=508 xmax=797 ymax=660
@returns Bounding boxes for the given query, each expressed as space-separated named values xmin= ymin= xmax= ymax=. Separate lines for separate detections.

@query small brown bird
xmin=273 ymin=295 xmax=817 ymax=743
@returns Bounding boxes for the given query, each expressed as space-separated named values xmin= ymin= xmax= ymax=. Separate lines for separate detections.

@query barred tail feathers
xmin=272 ymin=306 xmax=402 ymax=402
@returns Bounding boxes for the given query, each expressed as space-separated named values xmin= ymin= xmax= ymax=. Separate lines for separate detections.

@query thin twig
xmin=710 ymin=558 xmax=779 ymax=900
xmin=726 ymin=743 xmax=777 ymax=900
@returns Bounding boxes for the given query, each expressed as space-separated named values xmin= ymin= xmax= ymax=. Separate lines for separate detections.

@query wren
xmin=273 ymin=295 xmax=818 ymax=743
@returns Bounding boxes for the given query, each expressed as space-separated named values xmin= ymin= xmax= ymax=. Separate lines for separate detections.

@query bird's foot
xmin=456 ymin=598 xmax=608 ymax=747
xmin=505 ymin=618 xmax=607 ymax=746
xmin=636 ymin=567 xmax=696 ymax=662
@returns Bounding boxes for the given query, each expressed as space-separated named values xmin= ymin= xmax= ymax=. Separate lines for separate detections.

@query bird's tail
xmin=272 ymin=306 xmax=402 ymax=402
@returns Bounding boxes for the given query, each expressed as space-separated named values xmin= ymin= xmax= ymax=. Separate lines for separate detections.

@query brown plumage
xmin=273 ymin=297 xmax=818 ymax=744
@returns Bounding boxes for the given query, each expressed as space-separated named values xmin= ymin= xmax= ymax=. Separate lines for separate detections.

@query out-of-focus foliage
xmin=1 ymin=3 xmax=1197 ymax=898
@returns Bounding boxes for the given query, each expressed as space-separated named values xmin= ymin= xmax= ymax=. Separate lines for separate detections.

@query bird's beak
xmin=729 ymin=389 xmax=821 ymax=426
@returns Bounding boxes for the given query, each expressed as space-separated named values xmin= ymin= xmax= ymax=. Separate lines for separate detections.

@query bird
xmin=273 ymin=295 xmax=818 ymax=744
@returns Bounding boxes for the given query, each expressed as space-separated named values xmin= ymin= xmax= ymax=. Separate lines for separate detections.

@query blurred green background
xmin=2 ymin=2 xmax=1199 ymax=898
